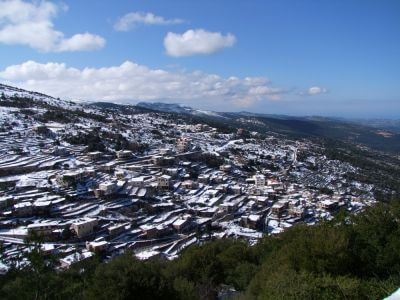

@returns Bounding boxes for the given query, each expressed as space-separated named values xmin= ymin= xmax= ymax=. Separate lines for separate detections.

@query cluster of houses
xmin=0 ymin=94 xmax=376 ymax=270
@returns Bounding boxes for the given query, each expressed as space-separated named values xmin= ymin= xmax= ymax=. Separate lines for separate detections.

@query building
xmin=108 ymin=223 xmax=127 ymax=236
xmin=241 ymin=214 xmax=262 ymax=230
xmin=254 ymin=174 xmax=266 ymax=187
xmin=87 ymin=151 xmax=102 ymax=161
xmin=220 ymin=202 xmax=238 ymax=213
xmin=164 ymin=168 xmax=178 ymax=177
xmin=176 ymin=138 xmax=191 ymax=153
xmin=13 ymin=202 xmax=33 ymax=217
xmin=130 ymin=177 xmax=144 ymax=187
xmin=172 ymin=218 xmax=191 ymax=232
xmin=99 ymin=182 xmax=116 ymax=195
xmin=271 ymin=201 xmax=289 ymax=217
xmin=60 ymin=251 xmax=93 ymax=269
xmin=56 ymin=171 xmax=83 ymax=187
xmin=116 ymin=150 xmax=133 ymax=159
xmin=198 ymin=174 xmax=210 ymax=184
xmin=220 ymin=164 xmax=232 ymax=172
xmin=71 ymin=218 xmax=98 ymax=238
xmin=86 ymin=240 xmax=109 ymax=252
xmin=289 ymin=206 xmax=305 ymax=218
xmin=318 ymin=200 xmax=338 ymax=211
xmin=181 ymin=180 xmax=198 ymax=190
xmin=231 ymin=185 xmax=242 ymax=195
xmin=158 ymin=175 xmax=171 ymax=189
xmin=151 ymin=155 xmax=164 ymax=165
xmin=27 ymin=222 xmax=59 ymax=237
xmin=115 ymin=170 xmax=125 ymax=180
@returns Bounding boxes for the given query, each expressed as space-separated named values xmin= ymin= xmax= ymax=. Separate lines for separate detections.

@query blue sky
xmin=0 ymin=0 xmax=399 ymax=118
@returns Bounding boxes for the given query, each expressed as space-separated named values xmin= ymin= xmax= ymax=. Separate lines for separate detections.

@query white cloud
xmin=307 ymin=86 xmax=327 ymax=95
xmin=0 ymin=60 xmax=283 ymax=108
xmin=0 ymin=0 xmax=105 ymax=52
xmin=164 ymin=29 xmax=236 ymax=57
xmin=58 ymin=33 xmax=106 ymax=52
xmin=114 ymin=11 xmax=184 ymax=31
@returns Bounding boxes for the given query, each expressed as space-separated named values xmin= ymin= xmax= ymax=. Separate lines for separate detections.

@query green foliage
xmin=65 ymin=131 xmax=106 ymax=152
xmin=84 ymin=254 xmax=176 ymax=300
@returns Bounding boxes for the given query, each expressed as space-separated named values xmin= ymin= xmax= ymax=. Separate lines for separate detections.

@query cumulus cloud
xmin=0 ymin=0 xmax=105 ymax=52
xmin=307 ymin=86 xmax=327 ymax=95
xmin=164 ymin=29 xmax=236 ymax=57
xmin=0 ymin=60 xmax=283 ymax=108
xmin=114 ymin=11 xmax=184 ymax=31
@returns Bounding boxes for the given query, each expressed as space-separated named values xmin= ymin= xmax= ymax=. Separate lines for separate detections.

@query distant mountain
xmin=136 ymin=102 xmax=226 ymax=118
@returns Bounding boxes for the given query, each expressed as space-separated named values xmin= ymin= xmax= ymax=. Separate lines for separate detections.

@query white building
xmin=71 ymin=218 xmax=98 ymax=238
xmin=254 ymin=174 xmax=266 ymax=187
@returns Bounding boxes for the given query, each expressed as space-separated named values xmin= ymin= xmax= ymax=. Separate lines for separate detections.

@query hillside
xmin=133 ymin=102 xmax=400 ymax=154
xmin=0 ymin=84 xmax=399 ymax=299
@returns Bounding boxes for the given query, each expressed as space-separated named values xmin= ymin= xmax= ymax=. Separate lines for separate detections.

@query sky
xmin=0 ymin=0 xmax=399 ymax=118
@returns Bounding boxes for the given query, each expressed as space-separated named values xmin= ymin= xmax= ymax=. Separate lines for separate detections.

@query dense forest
xmin=1 ymin=201 xmax=400 ymax=299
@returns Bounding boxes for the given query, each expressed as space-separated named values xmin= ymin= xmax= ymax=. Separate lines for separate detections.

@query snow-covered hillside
xmin=0 ymin=83 xmax=82 ymax=110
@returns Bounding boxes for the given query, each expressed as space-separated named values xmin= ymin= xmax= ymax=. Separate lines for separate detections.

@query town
xmin=0 ymin=84 xmax=376 ymax=272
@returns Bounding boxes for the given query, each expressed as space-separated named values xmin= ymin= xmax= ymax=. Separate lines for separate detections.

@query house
xmin=140 ymin=225 xmax=159 ymax=239
xmin=130 ymin=177 xmax=144 ymax=187
xmin=108 ymin=223 xmax=127 ymax=236
xmin=289 ymin=206 xmax=305 ymax=218
xmin=56 ymin=171 xmax=83 ymax=187
xmin=87 ymin=151 xmax=102 ymax=161
xmin=172 ymin=218 xmax=192 ymax=232
xmin=99 ymin=162 xmax=116 ymax=173
xmin=86 ymin=240 xmax=109 ymax=252
xmin=27 ymin=222 xmax=59 ymax=237
xmin=84 ymin=167 xmax=96 ymax=177
xmin=59 ymin=250 xmax=94 ymax=269
xmin=206 ymin=189 xmax=220 ymax=198
xmin=176 ymin=138 xmax=191 ymax=153
xmin=159 ymin=148 xmax=174 ymax=155
xmin=94 ymin=182 xmax=116 ymax=198
xmin=115 ymin=170 xmax=125 ymax=180
xmin=241 ymin=214 xmax=262 ymax=230
xmin=271 ymin=201 xmax=289 ymax=217
xmin=164 ymin=168 xmax=178 ymax=177
xmin=163 ymin=156 xmax=175 ymax=166
xmin=151 ymin=155 xmax=164 ymax=165
xmin=220 ymin=164 xmax=232 ymax=172
xmin=220 ymin=202 xmax=238 ymax=213
xmin=254 ymin=174 xmax=266 ymax=187
xmin=231 ymin=185 xmax=242 ymax=195
xmin=13 ymin=202 xmax=33 ymax=217
xmin=0 ymin=196 xmax=14 ymax=209
xmin=116 ymin=150 xmax=133 ymax=159
xmin=158 ymin=175 xmax=171 ymax=189
xmin=181 ymin=180 xmax=198 ymax=190
xmin=198 ymin=174 xmax=210 ymax=184
xmin=71 ymin=218 xmax=98 ymax=238
xmin=318 ymin=200 xmax=338 ymax=211
xmin=98 ymin=182 xmax=116 ymax=195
